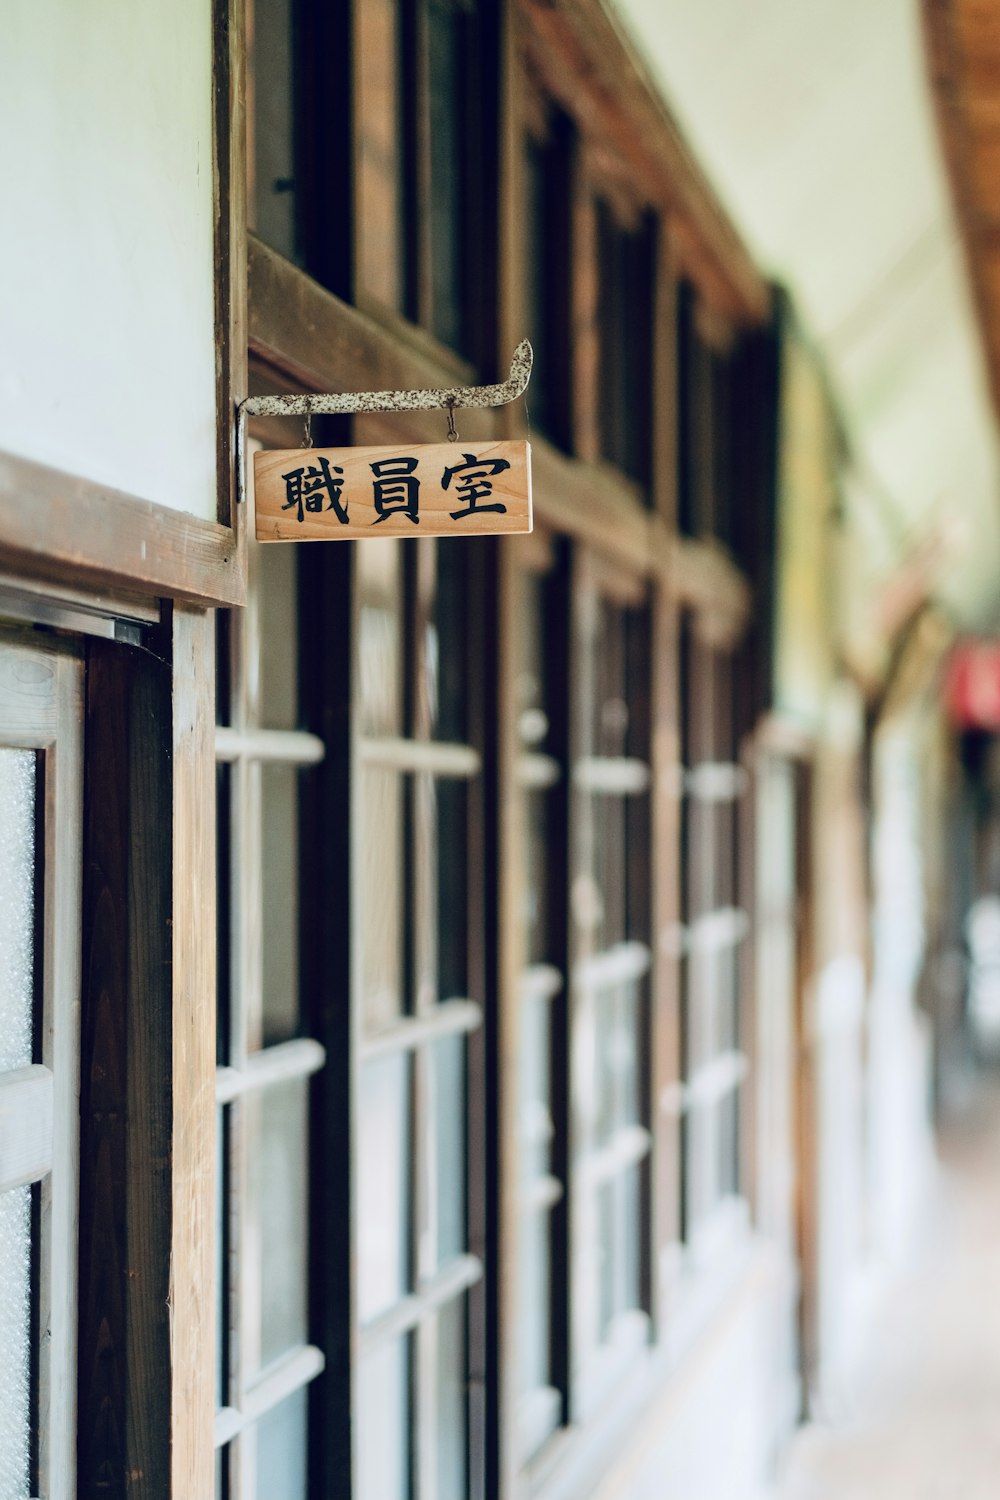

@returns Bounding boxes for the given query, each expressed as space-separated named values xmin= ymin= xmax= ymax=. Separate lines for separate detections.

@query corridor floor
xmin=774 ymin=1066 xmax=1000 ymax=1500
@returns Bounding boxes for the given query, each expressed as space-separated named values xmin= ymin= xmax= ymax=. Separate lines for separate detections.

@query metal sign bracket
xmin=236 ymin=339 xmax=533 ymax=507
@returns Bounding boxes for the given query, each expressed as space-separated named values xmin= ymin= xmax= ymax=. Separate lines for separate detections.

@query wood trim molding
xmin=529 ymin=435 xmax=751 ymax=643
xmin=170 ymin=606 xmax=218 ymax=1499
xmin=0 ymin=449 xmax=245 ymax=608
xmin=214 ymin=0 xmax=248 ymax=546
xmin=674 ymin=536 xmax=752 ymax=648
xmin=0 ymin=0 xmax=249 ymax=617
xmin=532 ymin=437 xmax=649 ymax=568
xmin=516 ymin=0 xmax=770 ymax=327
xmin=249 ymin=235 xmax=480 ymax=400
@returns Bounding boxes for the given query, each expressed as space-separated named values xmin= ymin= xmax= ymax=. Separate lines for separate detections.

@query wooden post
xmin=170 ymin=606 xmax=217 ymax=1500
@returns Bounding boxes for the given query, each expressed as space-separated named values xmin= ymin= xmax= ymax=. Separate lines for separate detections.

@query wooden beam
xmin=249 ymin=235 xmax=479 ymax=402
xmin=0 ymin=449 xmax=245 ymax=609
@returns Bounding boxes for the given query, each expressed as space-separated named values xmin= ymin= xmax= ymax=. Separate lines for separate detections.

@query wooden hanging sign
xmin=254 ymin=440 xmax=532 ymax=541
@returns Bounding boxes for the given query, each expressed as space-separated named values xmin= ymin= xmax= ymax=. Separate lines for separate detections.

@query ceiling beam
xmin=923 ymin=0 xmax=1000 ymax=426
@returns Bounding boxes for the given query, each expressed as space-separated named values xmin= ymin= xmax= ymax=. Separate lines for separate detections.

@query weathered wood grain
xmin=0 ymin=450 xmax=245 ymax=609
xmin=169 ymin=606 xmax=217 ymax=1500
xmin=254 ymin=441 xmax=532 ymax=540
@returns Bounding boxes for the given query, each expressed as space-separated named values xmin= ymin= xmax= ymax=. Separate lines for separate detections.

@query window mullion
xmin=412 ymin=0 xmax=434 ymax=332
xmin=410 ymin=538 xmax=438 ymax=1500
xmin=231 ymin=547 xmax=263 ymax=1499
xmin=650 ymin=587 xmax=682 ymax=1317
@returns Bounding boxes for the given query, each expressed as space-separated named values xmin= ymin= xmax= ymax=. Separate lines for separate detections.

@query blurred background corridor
xmin=776 ymin=1069 xmax=1000 ymax=1500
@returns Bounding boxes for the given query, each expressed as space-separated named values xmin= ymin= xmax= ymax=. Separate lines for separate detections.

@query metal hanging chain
xmin=237 ymin=339 xmax=533 ymax=503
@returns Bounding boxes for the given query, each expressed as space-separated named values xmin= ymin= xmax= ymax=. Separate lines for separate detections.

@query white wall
xmin=1 ymin=1 xmax=218 ymax=522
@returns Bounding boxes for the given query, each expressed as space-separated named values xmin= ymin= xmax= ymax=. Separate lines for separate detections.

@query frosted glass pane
xmin=256 ymin=501 xmax=299 ymax=731
xmin=357 ymin=541 xmax=403 ymax=737
xmin=356 ymin=1340 xmax=409 ymax=1500
xmin=598 ymin=1165 xmax=641 ymax=1337
xmin=247 ymin=1079 xmax=310 ymax=1370
xmin=259 ymin=763 xmax=300 ymax=1047
xmin=357 ymin=1054 xmax=410 ymax=1324
xmin=0 ymin=749 xmax=36 ymax=1073
xmin=519 ymin=1202 xmax=550 ymax=1398
xmin=360 ymin=768 xmax=404 ymax=1031
xmin=255 ymin=1387 xmax=308 ymax=1500
xmin=520 ymin=993 xmax=551 ymax=1184
xmin=0 ymin=1185 xmax=32 ymax=1500
xmin=434 ymin=1297 xmax=466 ymax=1500
xmin=432 ymin=1034 xmax=465 ymax=1272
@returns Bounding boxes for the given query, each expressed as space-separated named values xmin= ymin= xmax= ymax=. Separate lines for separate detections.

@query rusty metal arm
xmin=236 ymin=339 xmax=533 ymax=505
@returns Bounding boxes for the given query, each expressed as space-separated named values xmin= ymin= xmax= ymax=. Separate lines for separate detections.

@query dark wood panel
xmin=546 ymin=538 xmax=574 ymax=1420
xmin=78 ymin=630 xmax=174 ymax=1499
xmin=464 ymin=537 xmax=500 ymax=1500
xmin=649 ymin=588 xmax=682 ymax=1311
xmin=298 ymin=542 xmax=355 ymax=1499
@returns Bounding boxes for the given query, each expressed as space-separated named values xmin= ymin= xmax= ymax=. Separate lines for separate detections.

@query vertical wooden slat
xmin=226 ymin=489 xmax=259 ymax=1500
xmin=467 ymin=537 xmax=500 ymax=1500
xmin=693 ymin=305 xmax=714 ymax=539
xmin=548 ymin=540 xmax=574 ymax=1421
xmin=170 ymin=606 xmax=218 ymax=1500
xmin=738 ymin=716 xmax=759 ymax=1219
xmin=572 ymin=164 xmax=600 ymax=464
xmin=498 ymin=0 xmax=523 ymax=443
xmin=652 ymin=227 xmax=679 ymax=529
xmin=300 ymin=4 xmax=355 ymax=299
xmin=649 ymin=587 xmax=682 ymax=1322
xmin=470 ymin=0 xmax=505 ymax=376
xmin=676 ymin=609 xmax=692 ymax=1242
xmin=3 ymin=641 xmax=84 ymax=1500
xmin=411 ymin=542 xmax=436 ymax=1500
xmin=626 ymin=590 xmax=655 ymax=1322
xmin=213 ymin=33 xmax=247 ymax=1468
xmin=495 ymin=536 xmax=523 ymax=1499
xmin=354 ymin=0 xmax=405 ymax=312
xmin=214 ymin=0 xmax=248 ymax=567
xmin=496 ymin=25 xmax=527 ymax=1473
xmin=792 ymin=760 xmax=819 ymax=1410
xmin=413 ymin=0 xmax=435 ymax=332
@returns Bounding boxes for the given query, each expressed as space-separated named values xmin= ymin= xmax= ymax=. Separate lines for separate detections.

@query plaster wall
xmin=1 ymin=0 xmax=217 ymax=522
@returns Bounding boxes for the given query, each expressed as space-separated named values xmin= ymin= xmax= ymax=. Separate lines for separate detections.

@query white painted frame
xmin=0 ymin=632 xmax=83 ymax=1500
